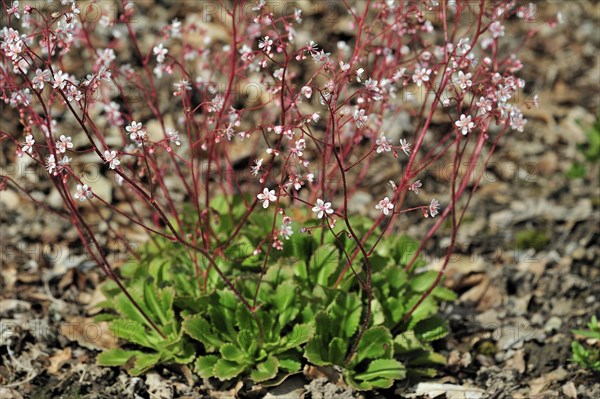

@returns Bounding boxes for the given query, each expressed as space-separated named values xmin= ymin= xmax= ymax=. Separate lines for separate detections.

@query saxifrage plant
xmin=97 ymin=196 xmax=454 ymax=387
xmin=1 ymin=0 xmax=556 ymax=390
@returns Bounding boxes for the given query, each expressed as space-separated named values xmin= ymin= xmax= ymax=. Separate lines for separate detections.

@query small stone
xmin=562 ymin=382 xmax=577 ymax=399
xmin=551 ymin=298 xmax=573 ymax=316
xmin=544 ymin=316 xmax=563 ymax=333
xmin=476 ymin=309 xmax=501 ymax=327
xmin=531 ymin=313 xmax=544 ymax=326
xmin=571 ymin=247 xmax=586 ymax=260
xmin=0 ymin=189 xmax=20 ymax=210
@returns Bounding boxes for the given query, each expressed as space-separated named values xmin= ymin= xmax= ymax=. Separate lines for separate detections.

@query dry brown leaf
xmin=459 ymin=274 xmax=490 ymax=304
xmin=529 ymin=367 xmax=568 ymax=395
xmin=60 ymin=317 xmax=118 ymax=350
xmin=48 ymin=347 xmax=72 ymax=375
xmin=562 ymin=382 xmax=578 ymax=399
xmin=303 ymin=364 xmax=342 ymax=384
xmin=505 ymin=349 xmax=526 ymax=374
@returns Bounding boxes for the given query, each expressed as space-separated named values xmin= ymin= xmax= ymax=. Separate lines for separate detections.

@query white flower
xmin=153 ymin=43 xmax=168 ymax=63
xmin=126 ymin=121 xmax=146 ymax=141
xmin=32 ymin=68 xmax=50 ymax=90
xmin=55 ymin=135 xmax=73 ymax=153
xmin=376 ymin=135 xmax=391 ymax=153
xmin=104 ymin=150 xmax=120 ymax=169
xmin=170 ymin=18 xmax=182 ymax=38
xmin=509 ymin=107 xmax=527 ymax=132
xmin=252 ymin=0 xmax=266 ymax=11
xmin=96 ymin=48 xmax=115 ymax=66
xmin=251 ymin=158 xmax=263 ymax=176
xmin=354 ymin=109 xmax=368 ymax=128
xmin=356 ymin=68 xmax=364 ymax=82
xmin=257 ymin=188 xmax=277 ymax=208
xmin=412 ymin=67 xmax=431 ymax=87
xmin=173 ymin=79 xmax=191 ymax=96
xmin=301 ymin=86 xmax=312 ymax=99
xmin=46 ymin=154 xmax=56 ymax=175
xmin=294 ymin=8 xmax=302 ymax=23
xmin=74 ymin=184 xmax=93 ymax=202
xmin=311 ymin=49 xmax=330 ymax=64
xmin=167 ymin=129 xmax=181 ymax=145
xmin=271 ymin=68 xmax=283 ymax=81
xmin=399 ymin=138 xmax=411 ymax=156
xmin=21 ymin=134 xmax=35 ymax=155
xmin=312 ymin=199 xmax=333 ymax=219
xmin=393 ymin=68 xmax=406 ymax=80
xmin=455 ymin=114 xmax=474 ymax=135
xmin=6 ymin=1 xmax=20 ymax=19
xmin=457 ymin=37 xmax=471 ymax=55
xmin=52 ymin=70 xmax=67 ymax=89
xmin=409 ymin=180 xmax=422 ymax=195
xmin=364 ymin=78 xmax=379 ymax=92
xmin=280 ymin=216 xmax=293 ymax=240
xmin=456 ymin=70 xmax=472 ymax=90
xmin=375 ymin=197 xmax=394 ymax=215
xmin=258 ymin=35 xmax=273 ymax=53
xmin=489 ymin=21 xmax=505 ymax=39
xmin=429 ymin=198 xmax=440 ymax=217
xmin=293 ymin=138 xmax=306 ymax=157
xmin=339 ymin=61 xmax=350 ymax=71
xmin=476 ymin=96 xmax=492 ymax=115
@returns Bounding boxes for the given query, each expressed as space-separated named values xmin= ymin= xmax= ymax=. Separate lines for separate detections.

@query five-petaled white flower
xmin=376 ymin=135 xmax=391 ymax=153
xmin=32 ymin=68 xmax=51 ymax=90
xmin=399 ymin=138 xmax=411 ymax=156
xmin=375 ymin=197 xmax=394 ymax=215
xmin=456 ymin=70 xmax=472 ymax=90
xmin=21 ymin=134 xmax=35 ymax=155
xmin=292 ymin=139 xmax=306 ymax=157
xmin=412 ymin=67 xmax=431 ymax=87
xmin=55 ymin=135 xmax=73 ymax=153
xmin=312 ymin=198 xmax=333 ymax=219
xmin=167 ymin=129 xmax=181 ymax=146
xmin=259 ymin=36 xmax=273 ymax=54
xmin=52 ymin=70 xmax=67 ymax=90
xmin=126 ymin=121 xmax=146 ymax=141
xmin=489 ymin=21 xmax=505 ymax=39
xmin=301 ymin=86 xmax=312 ymax=99
xmin=6 ymin=1 xmax=20 ymax=19
xmin=354 ymin=109 xmax=368 ymax=128
xmin=74 ymin=184 xmax=93 ymax=202
xmin=429 ymin=198 xmax=440 ymax=217
xmin=476 ymin=96 xmax=492 ymax=115
xmin=409 ymin=180 xmax=422 ymax=195
xmin=104 ymin=150 xmax=120 ymax=170
xmin=455 ymin=114 xmax=474 ymax=135
xmin=153 ymin=43 xmax=168 ymax=63
xmin=280 ymin=216 xmax=293 ymax=240
xmin=173 ymin=79 xmax=191 ymax=96
xmin=257 ymin=188 xmax=277 ymax=208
